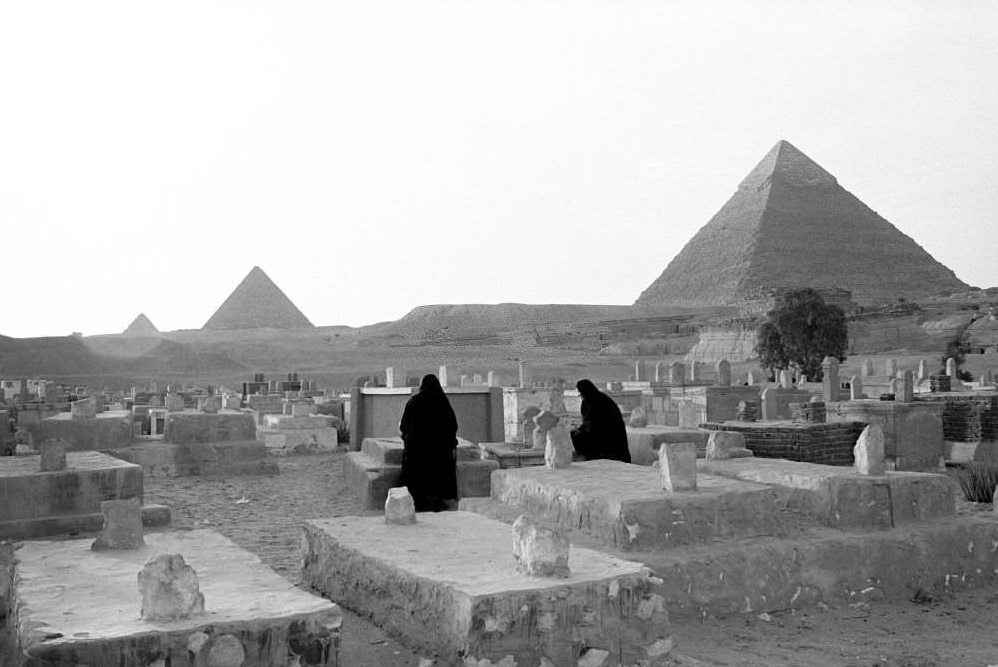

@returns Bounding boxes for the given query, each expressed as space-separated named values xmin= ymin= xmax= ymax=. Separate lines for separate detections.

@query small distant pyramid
xmin=123 ymin=313 xmax=160 ymax=337
xmin=635 ymin=140 xmax=969 ymax=307
xmin=202 ymin=266 xmax=314 ymax=330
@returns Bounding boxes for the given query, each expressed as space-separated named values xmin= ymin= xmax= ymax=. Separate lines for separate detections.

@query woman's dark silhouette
xmin=399 ymin=374 xmax=459 ymax=511
xmin=570 ymin=379 xmax=631 ymax=463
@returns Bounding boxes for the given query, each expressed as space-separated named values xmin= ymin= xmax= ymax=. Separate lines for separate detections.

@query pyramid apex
xmin=740 ymin=139 xmax=837 ymax=189
xmin=123 ymin=312 xmax=160 ymax=337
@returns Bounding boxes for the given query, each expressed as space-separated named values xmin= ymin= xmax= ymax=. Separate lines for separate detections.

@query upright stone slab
xmin=634 ymin=359 xmax=644 ymax=381
xmin=628 ymin=406 xmax=648 ymax=427
xmin=547 ymin=384 xmax=566 ymax=413
xmin=946 ymin=357 xmax=957 ymax=378
xmin=705 ymin=431 xmax=753 ymax=461
xmin=487 ymin=371 xmax=499 ymax=387
xmin=511 ymin=515 xmax=570 ymax=578
xmin=745 ymin=371 xmax=756 ymax=386
xmin=71 ymin=397 xmax=97 ymax=420
xmin=689 ymin=361 xmax=702 ymax=383
xmin=715 ymin=359 xmax=731 ymax=386
xmin=385 ymin=487 xmax=417 ymax=525
xmin=850 ymin=375 xmax=865 ymax=400
xmin=138 ymin=553 xmax=206 ymax=621
xmin=533 ymin=410 xmax=560 ymax=449
xmin=518 ymin=361 xmax=529 ymax=388
xmin=438 ymin=365 xmax=449 ymax=387
xmin=659 ymin=441 xmax=697 ymax=491
xmin=39 ymin=438 xmax=68 ymax=472
xmin=779 ymin=369 xmax=793 ymax=389
xmin=544 ymin=425 xmax=573 ymax=469
xmin=822 ymin=356 xmax=840 ymax=402
xmin=917 ymin=359 xmax=928 ymax=382
xmin=854 ymin=425 xmax=886 ymax=476
xmin=91 ymin=498 xmax=145 ymax=550
xmin=899 ymin=370 xmax=915 ymax=403
xmin=862 ymin=359 xmax=875 ymax=376
xmin=760 ymin=387 xmax=778 ymax=421
xmin=885 ymin=358 xmax=899 ymax=377
xmin=655 ymin=360 xmax=665 ymax=382
xmin=668 ymin=362 xmax=686 ymax=386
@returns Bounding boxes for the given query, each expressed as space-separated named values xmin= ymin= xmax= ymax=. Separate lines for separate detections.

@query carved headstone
xmin=518 ymin=361 xmax=529 ymax=388
xmin=544 ymin=425 xmax=573 ymax=469
xmin=850 ymin=375 xmax=865 ymax=401
xmin=138 ymin=554 xmax=205 ymax=621
xmin=512 ymin=515 xmax=570 ymax=578
xmin=899 ymin=370 xmax=914 ymax=403
xmin=854 ymin=424 xmax=886 ymax=475
xmin=39 ymin=438 xmax=68 ymax=472
xmin=917 ymin=359 xmax=928 ymax=382
xmin=779 ymin=370 xmax=793 ymax=390
xmin=548 ymin=384 xmax=566 ymax=413
xmin=659 ymin=442 xmax=697 ymax=492
xmin=705 ymin=432 xmax=753 ymax=461
xmin=945 ymin=357 xmax=957 ymax=378
xmin=385 ymin=487 xmax=417 ymax=524
xmin=885 ymin=358 xmax=898 ymax=377
xmin=634 ymin=360 xmax=644 ymax=382
xmin=654 ymin=360 xmax=665 ymax=382
xmin=715 ymin=359 xmax=731 ymax=387
xmin=533 ymin=410 xmax=560 ymax=449
xmin=862 ymin=359 xmax=875 ymax=377
xmin=822 ymin=356 xmax=840 ymax=402
xmin=92 ymin=498 xmax=145 ymax=550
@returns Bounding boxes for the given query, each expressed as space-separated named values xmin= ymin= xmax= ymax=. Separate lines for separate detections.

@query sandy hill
xmin=635 ymin=140 xmax=969 ymax=308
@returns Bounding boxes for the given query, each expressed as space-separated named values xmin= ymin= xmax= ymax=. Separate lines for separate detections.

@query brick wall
xmin=916 ymin=393 xmax=998 ymax=442
xmin=700 ymin=421 xmax=866 ymax=466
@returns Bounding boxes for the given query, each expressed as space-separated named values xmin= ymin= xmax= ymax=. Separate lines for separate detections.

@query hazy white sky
xmin=2 ymin=0 xmax=996 ymax=338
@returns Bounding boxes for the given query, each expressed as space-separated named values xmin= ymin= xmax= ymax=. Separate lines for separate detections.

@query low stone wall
xmin=916 ymin=392 xmax=998 ymax=442
xmin=165 ymin=411 xmax=256 ymax=444
xmin=700 ymin=421 xmax=866 ymax=466
xmin=26 ymin=412 xmax=133 ymax=452
xmin=826 ymin=400 xmax=945 ymax=470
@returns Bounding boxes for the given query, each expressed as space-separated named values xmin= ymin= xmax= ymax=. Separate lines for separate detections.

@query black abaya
xmin=399 ymin=374 xmax=459 ymax=511
xmin=570 ymin=379 xmax=631 ymax=463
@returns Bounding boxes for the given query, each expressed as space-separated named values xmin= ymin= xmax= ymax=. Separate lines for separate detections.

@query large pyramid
xmin=202 ymin=266 xmax=314 ymax=330
xmin=122 ymin=313 xmax=160 ymax=337
xmin=635 ymin=140 xmax=969 ymax=308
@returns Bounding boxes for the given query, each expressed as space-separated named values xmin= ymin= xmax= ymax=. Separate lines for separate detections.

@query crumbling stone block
xmin=628 ymin=406 xmax=648 ymax=427
xmin=659 ymin=442 xmax=697 ymax=492
xmin=92 ymin=498 xmax=144 ymax=550
xmin=511 ymin=515 xmax=570 ymax=578
xmin=544 ymin=425 xmax=573 ymax=469
xmin=71 ymin=397 xmax=97 ymax=420
xmin=533 ymin=410 xmax=560 ymax=449
xmin=138 ymin=553 xmax=205 ymax=621
xmin=385 ymin=487 xmax=417 ymax=524
xmin=854 ymin=424 xmax=886 ymax=475
xmin=39 ymin=438 xmax=68 ymax=472
xmin=705 ymin=431 xmax=753 ymax=461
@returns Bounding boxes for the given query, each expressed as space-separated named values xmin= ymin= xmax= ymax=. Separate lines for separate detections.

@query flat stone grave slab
xmin=300 ymin=512 xmax=670 ymax=666
xmin=698 ymin=457 xmax=957 ymax=530
xmin=491 ymin=460 xmax=785 ymax=551
xmin=15 ymin=529 xmax=341 ymax=666
xmin=478 ymin=442 xmax=547 ymax=468
xmin=106 ymin=440 xmax=279 ymax=477
xmin=0 ymin=451 xmax=170 ymax=539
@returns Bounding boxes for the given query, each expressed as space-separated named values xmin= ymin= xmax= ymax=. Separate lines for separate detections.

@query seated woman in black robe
xmin=570 ymin=379 xmax=631 ymax=463
xmin=399 ymin=374 xmax=459 ymax=512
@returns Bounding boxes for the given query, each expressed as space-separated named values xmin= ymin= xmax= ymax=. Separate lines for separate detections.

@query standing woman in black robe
xmin=399 ymin=374 xmax=459 ymax=511
xmin=571 ymin=379 xmax=631 ymax=463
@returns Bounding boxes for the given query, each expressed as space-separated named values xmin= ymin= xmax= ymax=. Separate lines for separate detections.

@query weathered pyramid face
xmin=635 ymin=140 xmax=969 ymax=308
xmin=123 ymin=313 xmax=160 ymax=337
xmin=202 ymin=266 xmax=314 ymax=330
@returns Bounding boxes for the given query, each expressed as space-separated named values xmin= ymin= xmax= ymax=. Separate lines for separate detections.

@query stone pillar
xmin=822 ymin=357 xmax=840 ymax=402
xmin=760 ymin=387 xmax=778 ymax=421
xmin=668 ymin=362 xmax=686 ymax=386
xmin=850 ymin=375 xmax=864 ymax=400
xmin=854 ymin=425 xmax=886 ymax=475
xmin=862 ymin=359 xmax=874 ymax=377
xmin=899 ymin=370 xmax=914 ymax=403
xmin=885 ymin=358 xmax=898 ymax=377
xmin=487 ymin=371 xmax=499 ymax=387
xmin=39 ymin=438 xmax=68 ymax=472
xmin=917 ymin=359 xmax=928 ymax=382
xmin=518 ymin=361 xmax=529 ymax=389
xmin=634 ymin=360 xmax=643 ymax=382
xmin=705 ymin=431 xmax=753 ymax=460
xmin=654 ymin=361 xmax=665 ymax=382
xmin=715 ymin=359 xmax=731 ymax=386
xmin=438 ymin=365 xmax=448 ymax=387
xmin=460 ymin=375 xmax=470 ymax=387
xmin=945 ymin=358 xmax=957 ymax=378
xmin=779 ymin=370 xmax=793 ymax=390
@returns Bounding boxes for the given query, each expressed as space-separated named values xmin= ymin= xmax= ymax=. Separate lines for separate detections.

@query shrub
xmin=951 ymin=461 xmax=998 ymax=503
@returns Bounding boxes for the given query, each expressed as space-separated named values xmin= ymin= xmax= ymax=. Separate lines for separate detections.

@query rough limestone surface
xmin=92 ymin=498 xmax=145 ymax=550
xmin=854 ymin=425 xmax=887 ymax=475
xmin=385 ymin=487 xmax=417 ymax=525
xmin=38 ymin=438 xmax=68 ymax=472
xmin=544 ymin=425 xmax=573 ymax=469
xmin=633 ymin=140 xmax=967 ymax=307
xmin=300 ymin=512 xmax=668 ymax=666
xmin=138 ymin=553 xmax=206 ymax=621
xmin=660 ymin=442 xmax=697 ymax=492
xmin=490 ymin=461 xmax=781 ymax=551
xmin=15 ymin=530 xmax=341 ymax=666
xmin=202 ymin=265 xmax=314 ymax=330
xmin=628 ymin=406 xmax=648 ymax=427
xmin=704 ymin=431 xmax=754 ymax=461
xmin=511 ymin=515 xmax=570 ymax=578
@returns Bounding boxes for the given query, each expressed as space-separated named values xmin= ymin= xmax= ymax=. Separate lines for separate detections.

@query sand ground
xmin=2 ymin=451 xmax=997 ymax=666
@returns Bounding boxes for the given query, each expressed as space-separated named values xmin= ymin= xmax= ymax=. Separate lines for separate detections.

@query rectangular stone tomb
xmin=15 ymin=530 xmax=341 ymax=666
xmin=490 ymin=460 xmax=784 ymax=551
xmin=300 ymin=512 xmax=670 ymax=666
xmin=478 ymin=442 xmax=547 ymax=468
xmin=0 ymin=451 xmax=170 ymax=539
xmin=165 ymin=410 xmax=257 ymax=444
xmin=626 ymin=426 xmax=710 ymax=466
xmin=105 ymin=440 xmax=279 ymax=477
xmin=342 ymin=437 xmax=498 ymax=509
xmin=698 ymin=457 xmax=957 ymax=530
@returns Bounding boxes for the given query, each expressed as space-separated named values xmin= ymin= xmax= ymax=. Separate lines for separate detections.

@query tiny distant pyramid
xmin=635 ymin=140 xmax=969 ymax=307
xmin=202 ymin=266 xmax=314 ymax=330
xmin=122 ymin=313 xmax=160 ymax=337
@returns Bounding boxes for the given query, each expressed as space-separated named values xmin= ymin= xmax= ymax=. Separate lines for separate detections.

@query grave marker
xmin=659 ymin=442 xmax=697 ymax=492
xmin=854 ymin=425 xmax=886 ymax=475
xmin=512 ymin=515 xmax=570 ymax=578
xmin=91 ymin=498 xmax=145 ymax=550
xmin=715 ymin=359 xmax=731 ymax=386
xmin=138 ymin=554 xmax=205 ymax=621
xmin=544 ymin=425 xmax=573 ymax=469
xmin=385 ymin=487 xmax=417 ymax=525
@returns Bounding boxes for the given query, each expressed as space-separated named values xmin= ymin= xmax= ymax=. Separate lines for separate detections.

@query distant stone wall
xmin=701 ymin=421 xmax=865 ymax=466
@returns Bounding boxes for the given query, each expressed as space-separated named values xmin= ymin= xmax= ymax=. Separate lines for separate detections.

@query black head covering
xmin=576 ymin=379 xmax=600 ymax=397
xmin=419 ymin=374 xmax=444 ymax=395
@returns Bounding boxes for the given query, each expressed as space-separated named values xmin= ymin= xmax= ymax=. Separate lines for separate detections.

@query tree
xmin=755 ymin=288 xmax=848 ymax=381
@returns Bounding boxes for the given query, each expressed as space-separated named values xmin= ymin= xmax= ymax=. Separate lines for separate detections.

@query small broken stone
xmin=628 ymin=406 xmax=648 ymax=427
xmin=138 ymin=553 xmax=205 ymax=621
xmin=660 ymin=441 xmax=697 ymax=492
xmin=512 ymin=515 xmax=570 ymax=578
xmin=704 ymin=431 xmax=754 ymax=461
xmin=91 ymin=498 xmax=145 ymax=551
xmin=385 ymin=487 xmax=417 ymax=525
xmin=853 ymin=424 xmax=886 ymax=475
